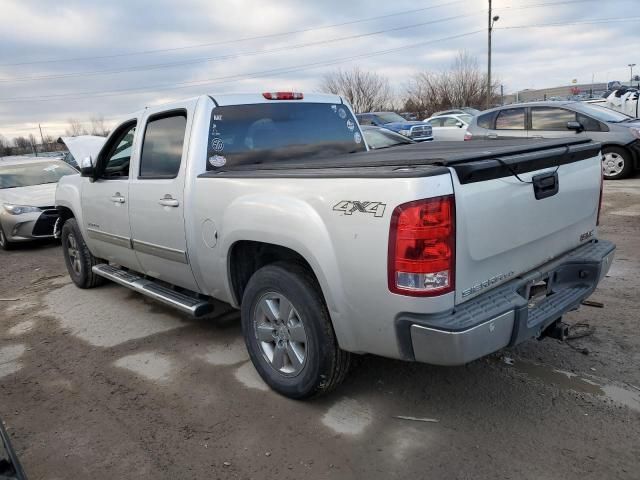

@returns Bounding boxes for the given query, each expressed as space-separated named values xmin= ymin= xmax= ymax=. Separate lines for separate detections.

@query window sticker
xmin=211 ymin=123 xmax=219 ymax=135
xmin=338 ymin=108 xmax=347 ymax=119
xmin=346 ymin=119 xmax=355 ymax=131
xmin=213 ymin=114 xmax=223 ymax=121
xmin=211 ymin=138 xmax=224 ymax=152
xmin=331 ymin=105 xmax=337 ymax=113
xmin=354 ymin=132 xmax=362 ymax=144
xmin=208 ymin=155 xmax=227 ymax=167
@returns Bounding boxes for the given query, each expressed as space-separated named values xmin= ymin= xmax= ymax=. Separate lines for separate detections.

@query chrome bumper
xmin=397 ymin=240 xmax=616 ymax=366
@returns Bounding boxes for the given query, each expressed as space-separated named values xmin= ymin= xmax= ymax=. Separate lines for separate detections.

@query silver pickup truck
xmin=55 ymin=92 xmax=615 ymax=399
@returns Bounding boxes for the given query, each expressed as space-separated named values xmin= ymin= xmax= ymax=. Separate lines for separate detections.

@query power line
xmin=0 ymin=0 xmax=464 ymax=67
xmin=0 ymin=30 xmax=485 ymax=104
xmin=0 ymin=12 xmax=482 ymax=84
xmin=0 ymin=0 xmax=596 ymax=69
xmin=496 ymin=16 xmax=640 ymax=29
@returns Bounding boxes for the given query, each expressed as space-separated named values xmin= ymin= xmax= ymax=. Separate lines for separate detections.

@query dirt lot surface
xmin=1 ymin=178 xmax=639 ymax=480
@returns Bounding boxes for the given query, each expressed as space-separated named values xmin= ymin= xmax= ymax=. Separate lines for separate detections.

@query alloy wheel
xmin=253 ymin=292 xmax=308 ymax=376
xmin=602 ymin=152 xmax=625 ymax=177
xmin=66 ymin=233 xmax=82 ymax=274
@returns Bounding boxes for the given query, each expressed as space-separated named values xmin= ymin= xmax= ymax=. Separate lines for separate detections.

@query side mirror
xmin=456 ymin=121 xmax=464 ymax=128
xmin=566 ymin=121 xmax=584 ymax=133
xmin=79 ymin=155 xmax=95 ymax=177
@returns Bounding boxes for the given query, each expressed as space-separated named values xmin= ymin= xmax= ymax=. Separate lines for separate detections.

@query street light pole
xmin=629 ymin=63 xmax=636 ymax=86
xmin=487 ymin=1 xmax=499 ymax=109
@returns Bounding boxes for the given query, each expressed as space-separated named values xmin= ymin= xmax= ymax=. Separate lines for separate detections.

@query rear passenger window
xmin=495 ymin=108 xmax=525 ymax=130
xmin=477 ymin=112 xmax=495 ymax=129
xmin=139 ymin=112 xmax=187 ymax=179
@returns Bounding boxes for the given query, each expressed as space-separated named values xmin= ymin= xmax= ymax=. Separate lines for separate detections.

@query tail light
xmin=388 ymin=196 xmax=455 ymax=296
xmin=262 ymin=91 xmax=303 ymax=100
xmin=597 ymin=168 xmax=603 ymax=226
xmin=463 ymin=131 xmax=473 ymax=141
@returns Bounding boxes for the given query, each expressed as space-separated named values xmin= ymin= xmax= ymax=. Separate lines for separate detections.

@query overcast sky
xmin=0 ymin=0 xmax=638 ymax=140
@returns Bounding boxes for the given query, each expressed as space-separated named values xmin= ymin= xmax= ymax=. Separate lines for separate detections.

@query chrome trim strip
xmin=87 ymin=228 xmax=132 ymax=248
xmin=132 ymin=239 xmax=188 ymax=264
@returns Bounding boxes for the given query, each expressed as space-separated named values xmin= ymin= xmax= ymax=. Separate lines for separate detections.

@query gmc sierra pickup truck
xmin=55 ymin=92 xmax=615 ymax=399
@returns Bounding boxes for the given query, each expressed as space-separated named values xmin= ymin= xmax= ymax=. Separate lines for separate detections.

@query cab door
xmin=128 ymin=108 xmax=199 ymax=291
xmin=81 ymin=120 xmax=142 ymax=270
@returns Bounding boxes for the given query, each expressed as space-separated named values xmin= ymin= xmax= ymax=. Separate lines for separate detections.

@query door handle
xmin=111 ymin=193 xmax=126 ymax=204
xmin=487 ymin=134 xmax=498 ymax=139
xmin=158 ymin=196 xmax=179 ymax=207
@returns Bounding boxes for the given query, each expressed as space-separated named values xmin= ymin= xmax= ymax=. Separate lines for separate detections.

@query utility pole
xmin=500 ymin=84 xmax=504 ymax=105
xmin=629 ymin=63 xmax=636 ymax=86
xmin=38 ymin=123 xmax=45 ymax=151
xmin=487 ymin=1 xmax=499 ymax=109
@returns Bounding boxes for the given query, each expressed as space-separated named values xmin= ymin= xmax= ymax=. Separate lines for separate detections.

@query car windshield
xmin=572 ymin=103 xmax=633 ymax=122
xmin=375 ymin=112 xmax=407 ymax=124
xmin=363 ymin=128 xmax=413 ymax=149
xmin=0 ymin=160 xmax=77 ymax=189
xmin=206 ymin=102 xmax=366 ymax=169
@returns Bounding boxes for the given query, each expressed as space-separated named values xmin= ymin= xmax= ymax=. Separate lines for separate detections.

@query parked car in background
xmin=431 ymin=107 xmax=480 ymax=117
xmin=425 ymin=113 xmax=473 ymax=141
xmin=356 ymin=112 xmax=433 ymax=141
xmin=0 ymin=157 xmax=77 ymax=249
xmin=466 ymin=101 xmax=640 ymax=179
xmin=361 ymin=125 xmax=415 ymax=149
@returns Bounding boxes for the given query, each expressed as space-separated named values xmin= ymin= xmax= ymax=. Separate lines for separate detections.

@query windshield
xmin=0 ymin=160 xmax=77 ymax=189
xmin=375 ymin=112 xmax=407 ymax=124
xmin=573 ymin=103 xmax=633 ymax=122
xmin=363 ymin=127 xmax=413 ymax=149
xmin=206 ymin=102 xmax=366 ymax=169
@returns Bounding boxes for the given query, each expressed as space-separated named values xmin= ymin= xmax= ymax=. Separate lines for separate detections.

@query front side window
xmin=139 ymin=113 xmax=187 ymax=179
xmin=100 ymin=122 xmax=136 ymax=178
xmin=576 ymin=113 xmax=603 ymax=132
xmin=495 ymin=108 xmax=525 ymax=130
xmin=442 ymin=117 xmax=461 ymax=127
xmin=206 ymin=102 xmax=366 ymax=169
xmin=0 ymin=161 xmax=77 ymax=189
xmin=531 ymin=107 xmax=576 ymax=130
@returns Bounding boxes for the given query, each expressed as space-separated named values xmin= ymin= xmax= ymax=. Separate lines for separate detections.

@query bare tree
xmin=90 ymin=115 xmax=110 ymax=136
xmin=66 ymin=118 xmax=88 ymax=136
xmin=13 ymin=136 xmax=29 ymax=149
xmin=319 ymin=67 xmax=393 ymax=113
xmin=0 ymin=135 xmax=9 ymax=156
xmin=403 ymin=51 xmax=499 ymax=117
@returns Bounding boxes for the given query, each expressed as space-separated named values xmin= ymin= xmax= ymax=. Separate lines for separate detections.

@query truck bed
xmin=200 ymin=138 xmax=600 ymax=182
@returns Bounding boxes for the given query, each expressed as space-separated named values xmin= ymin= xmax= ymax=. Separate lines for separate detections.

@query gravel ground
xmin=1 ymin=178 xmax=639 ymax=480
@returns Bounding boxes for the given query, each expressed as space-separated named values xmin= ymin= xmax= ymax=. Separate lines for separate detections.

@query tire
xmin=0 ymin=224 xmax=14 ymax=251
xmin=241 ymin=262 xmax=351 ymax=399
xmin=602 ymin=146 xmax=633 ymax=180
xmin=61 ymin=218 xmax=106 ymax=289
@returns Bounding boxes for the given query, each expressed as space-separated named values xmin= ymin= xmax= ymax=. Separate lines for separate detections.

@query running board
xmin=92 ymin=264 xmax=213 ymax=317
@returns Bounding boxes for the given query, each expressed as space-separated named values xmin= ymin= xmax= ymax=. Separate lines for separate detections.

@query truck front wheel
xmin=61 ymin=218 xmax=105 ymax=289
xmin=241 ymin=262 xmax=350 ymax=399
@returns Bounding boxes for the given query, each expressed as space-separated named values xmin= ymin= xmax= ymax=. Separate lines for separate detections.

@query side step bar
xmin=92 ymin=264 xmax=213 ymax=317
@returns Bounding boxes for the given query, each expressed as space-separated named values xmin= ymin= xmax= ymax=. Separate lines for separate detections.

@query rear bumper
xmin=396 ymin=239 xmax=615 ymax=366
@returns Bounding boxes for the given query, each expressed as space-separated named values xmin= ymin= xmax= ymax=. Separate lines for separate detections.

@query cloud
xmin=0 ymin=0 xmax=638 ymax=140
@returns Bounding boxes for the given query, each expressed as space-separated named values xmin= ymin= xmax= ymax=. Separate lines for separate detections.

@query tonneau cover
xmin=201 ymin=138 xmax=597 ymax=176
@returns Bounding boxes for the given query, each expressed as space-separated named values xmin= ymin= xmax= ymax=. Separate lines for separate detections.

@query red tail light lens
xmin=388 ymin=196 xmax=455 ymax=296
xmin=463 ymin=131 xmax=473 ymax=141
xmin=262 ymin=91 xmax=304 ymax=100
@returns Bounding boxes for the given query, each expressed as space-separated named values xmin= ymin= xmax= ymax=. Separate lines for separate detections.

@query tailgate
xmin=450 ymin=141 xmax=602 ymax=304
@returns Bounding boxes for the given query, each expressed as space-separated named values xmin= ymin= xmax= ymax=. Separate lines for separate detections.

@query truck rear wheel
xmin=61 ymin=218 xmax=105 ymax=289
xmin=241 ymin=262 xmax=350 ymax=399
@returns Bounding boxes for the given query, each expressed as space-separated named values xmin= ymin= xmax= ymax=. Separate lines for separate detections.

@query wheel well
xmin=229 ymin=241 xmax=319 ymax=305
xmin=55 ymin=206 xmax=75 ymax=235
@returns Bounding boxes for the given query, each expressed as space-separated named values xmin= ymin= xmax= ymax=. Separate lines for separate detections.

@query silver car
xmin=0 ymin=157 xmax=78 ymax=250
xmin=466 ymin=101 xmax=640 ymax=179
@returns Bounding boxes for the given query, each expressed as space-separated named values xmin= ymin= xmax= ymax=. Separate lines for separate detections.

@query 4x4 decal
xmin=333 ymin=201 xmax=386 ymax=218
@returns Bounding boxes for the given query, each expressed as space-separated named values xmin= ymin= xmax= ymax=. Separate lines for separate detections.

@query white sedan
xmin=424 ymin=113 xmax=473 ymax=141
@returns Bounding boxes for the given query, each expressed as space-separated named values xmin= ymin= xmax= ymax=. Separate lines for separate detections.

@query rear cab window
xmin=206 ymin=102 xmax=366 ymax=170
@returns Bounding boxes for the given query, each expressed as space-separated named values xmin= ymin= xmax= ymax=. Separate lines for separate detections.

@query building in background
xmin=504 ymin=82 xmax=610 ymax=104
